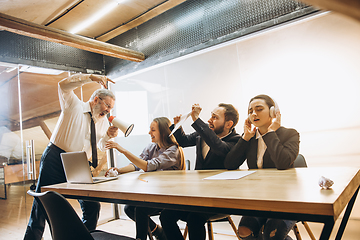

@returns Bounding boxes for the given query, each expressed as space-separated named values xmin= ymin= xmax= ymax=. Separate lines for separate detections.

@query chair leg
xmin=147 ymin=226 xmax=155 ymax=240
xmin=207 ymin=221 xmax=214 ymax=240
xmin=293 ymin=224 xmax=302 ymax=240
xmin=183 ymin=225 xmax=188 ymax=240
xmin=184 ymin=216 xmax=241 ymax=240
xmin=302 ymin=221 xmax=316 ymax=240
xmin=227 ymin=216 xmax=241 ymax=240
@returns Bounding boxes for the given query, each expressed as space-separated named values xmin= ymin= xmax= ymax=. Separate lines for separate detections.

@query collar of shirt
xmin=255 ymin=129 xmax=261 ymax=139
xmin=155 ymin=143 xmax=165 ymax=152
xmin=201 ymin=128 xmax=233 ymax=158
xmin=83 ymin=101 xmax=91 ymax=114
xmin=221 ymin=129 xmax=233 ymax=139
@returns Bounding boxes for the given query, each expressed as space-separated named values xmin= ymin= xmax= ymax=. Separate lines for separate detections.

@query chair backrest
xmin=293 ymin=154 xmax=307 ymax=168
xmin=27 ymin=190 xmax=94 ymax=240
xmin=185 ymin=159 xmax=190 ymax=170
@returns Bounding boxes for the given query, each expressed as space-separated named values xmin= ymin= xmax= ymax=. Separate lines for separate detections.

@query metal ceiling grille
xmin=0 ymin=31 xmax=104 ymax=73
xmin=106 ymin=0 xmax=317 ymax=78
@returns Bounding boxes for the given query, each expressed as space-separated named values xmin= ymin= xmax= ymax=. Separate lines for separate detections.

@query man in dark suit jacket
xmin=160 ymin=103 xmax=240 ymax=240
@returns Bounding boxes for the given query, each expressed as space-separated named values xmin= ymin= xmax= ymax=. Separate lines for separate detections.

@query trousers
xmin=124 ymin=205 xmax=162 ymax=240
xmin=23 ymin=144 xmax=101 ymax=240
xmin=160 ymin=209 xmax=218 ymax=240
xmin=239 ymin=216 xmax=296 ymax=240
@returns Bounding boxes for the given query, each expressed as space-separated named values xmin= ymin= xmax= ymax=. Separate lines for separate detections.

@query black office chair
xmin=293 ymin=154 xmax=307 ymax=168
xmin=27 ymin=190 xmax=135 ymax=240
xmin=185 ymin=159 xmax=191 ymax=171
xmin=292 ymin=154 xmax=316 ymax=240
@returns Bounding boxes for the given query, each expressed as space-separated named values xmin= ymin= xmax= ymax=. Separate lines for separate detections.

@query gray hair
xmin=90 ymin=89 xmax=115 ymax=101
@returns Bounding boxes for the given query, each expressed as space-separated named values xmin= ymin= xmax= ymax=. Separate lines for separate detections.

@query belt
xmin=47 ymin=142 xmax=65 ymax=152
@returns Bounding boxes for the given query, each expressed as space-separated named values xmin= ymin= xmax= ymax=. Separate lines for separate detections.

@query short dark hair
xmin=218 ymin=103 xmax=239 ymax=129
xmin=249 ymin=94 xmax=275 ymax=110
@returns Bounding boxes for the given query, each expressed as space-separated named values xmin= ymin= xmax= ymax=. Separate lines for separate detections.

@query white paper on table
xmin=203 ymin=171 xmax=256 ymax=180
xmin=169 ymin=112 xmax=192 ymax=136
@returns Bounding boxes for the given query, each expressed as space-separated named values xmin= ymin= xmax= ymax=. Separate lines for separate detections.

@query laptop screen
xmin=60 ymin=151 xmax=93 ymax=184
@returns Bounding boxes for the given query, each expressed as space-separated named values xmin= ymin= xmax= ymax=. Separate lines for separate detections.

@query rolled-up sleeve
xmin=132 ymin=144 xmax=180 ymax=172
xmin=146 ymin=145 xmax=179 ymax=171
xmin=58 ymin=74 xmax=92 ymax=111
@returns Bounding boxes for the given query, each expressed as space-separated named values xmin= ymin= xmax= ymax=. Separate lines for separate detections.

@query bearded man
xmin=173 ymin=103 xmax=240 ymax=169
xmin=160 ymin=103 xmax=240 ymax=240
xmin=24 ymin=74 xmax=118 ymax=240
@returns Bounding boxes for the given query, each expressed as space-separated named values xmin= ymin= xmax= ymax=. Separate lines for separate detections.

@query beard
xmin=92 ymin=103 xmax=106 ymax=123
xmin=213 ymin=123 xmax=225 ymax=135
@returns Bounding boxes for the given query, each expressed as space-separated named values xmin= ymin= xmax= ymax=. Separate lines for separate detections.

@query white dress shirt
xmin=256 ymin=129 xmax=267 ymax=169
xmin=50 ymin=74 xmax=110 ymax=158
xmin=201 ymin=139 xmax=210 ymax=159
xmin=201 ymin=131 xmax=231 ymax=159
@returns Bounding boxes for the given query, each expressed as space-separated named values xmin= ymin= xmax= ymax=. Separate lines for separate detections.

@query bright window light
xmin=5 ymin=67 xmax=17 ymax=73
xmin=115 ymin=91 xmax=149 ymax=136
xmin=70 ymin=1 xmax=121 ymax=34
xmin=20 ymin=66 xmax=64 ymax=75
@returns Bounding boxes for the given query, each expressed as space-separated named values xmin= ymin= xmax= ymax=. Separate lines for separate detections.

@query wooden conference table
xmin=42 ymin=167 xmax=360 ymax=240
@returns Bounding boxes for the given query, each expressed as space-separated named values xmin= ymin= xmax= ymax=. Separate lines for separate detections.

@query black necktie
xmin=88 ymin=112 xmax=98 ymax=168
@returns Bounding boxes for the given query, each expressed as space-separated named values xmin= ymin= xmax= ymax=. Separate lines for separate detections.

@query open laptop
xmin=61 ymin=151 xmax=118 ymax=184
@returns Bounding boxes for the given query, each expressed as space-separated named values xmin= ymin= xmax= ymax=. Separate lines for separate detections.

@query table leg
xmin=335 ymin=186 xmax=359 ymax=240
xmin=0 ymin=184 xmax=6 ymax=200
xmin=0 ymin=167 xmax=6 ymax=200
xmin=319 ymin=219 xmax=335 ymax=240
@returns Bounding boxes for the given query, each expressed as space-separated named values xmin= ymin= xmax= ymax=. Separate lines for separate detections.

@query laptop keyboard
xmin=92 ymin=176 xmax=118 ymax=183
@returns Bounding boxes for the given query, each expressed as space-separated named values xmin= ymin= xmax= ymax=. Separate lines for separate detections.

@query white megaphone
xmin=108 ymin=116 xmax=134 ymax=137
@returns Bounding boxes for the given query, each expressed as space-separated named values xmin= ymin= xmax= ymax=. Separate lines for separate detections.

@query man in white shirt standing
xmin=24 ymin=74 xmax=118 ymax=240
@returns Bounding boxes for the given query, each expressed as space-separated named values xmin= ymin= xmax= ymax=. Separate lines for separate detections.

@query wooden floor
xmin=1 ymin=183 xmax=360 ymax=240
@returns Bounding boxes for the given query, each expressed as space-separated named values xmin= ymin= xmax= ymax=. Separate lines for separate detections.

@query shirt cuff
xmin=103 ymin=134 xmax=111 ymax=141
xmin=68 ymin=74 xmax=93 ymax=83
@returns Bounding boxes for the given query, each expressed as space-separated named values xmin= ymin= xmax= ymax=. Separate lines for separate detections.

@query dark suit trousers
xmin=23 ymin=144 xmax=100 ymax=240
xmin=160 ymin=209 xmax=215 ymax=240
xmin=124 ymin=204 xmax=162 ymax=240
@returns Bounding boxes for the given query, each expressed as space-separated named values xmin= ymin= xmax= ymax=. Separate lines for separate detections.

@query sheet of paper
xmin=203 ymin=171 xmax=256 ymax=180
xmin=169 ymin=112 xmax=191 ymax=136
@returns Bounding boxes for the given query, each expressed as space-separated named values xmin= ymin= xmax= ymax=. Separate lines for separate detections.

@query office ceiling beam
xmin=96 ymin=0 xmax=187 ymax=42
xmin=39 ymin=121 xmax=52 ymax=140
xmin=9 ymin=111 xmax=61 ymax=132
xmin=300 ymin=0 xmax=360 ymax=22
xmin=0 ymin=13 xmax=145 ymax=62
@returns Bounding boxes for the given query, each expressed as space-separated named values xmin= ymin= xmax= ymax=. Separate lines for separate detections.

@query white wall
xmin=110 ymin=12 xmax=360 ymax=219
xmin=236 ymin=12 xmax=360 ymax=168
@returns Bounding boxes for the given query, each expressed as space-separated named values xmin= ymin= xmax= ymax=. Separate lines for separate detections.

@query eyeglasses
xmin=98 ymin=97 xmax=112 ymax=110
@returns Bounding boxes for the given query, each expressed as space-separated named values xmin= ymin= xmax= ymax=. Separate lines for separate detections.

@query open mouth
xmin=253 ymin=118 xmax=260 ymax=122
